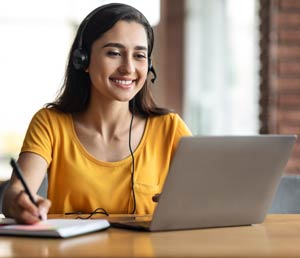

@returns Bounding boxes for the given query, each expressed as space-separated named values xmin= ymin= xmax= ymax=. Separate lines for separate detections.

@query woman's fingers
xmin=13 ymin=191 xmax=39 ymax=224
xmin=16 ymin=191 xmax=39 ymax=216
xmin=18 ymin=208 xmax=41 ymax=224
xmin=36 ymin=197 xmax=51 ymax=221
xmin=13 ymin=191 xmax=51 ymax=224
xmin=152 ymin=193 xmax=160 ymax=202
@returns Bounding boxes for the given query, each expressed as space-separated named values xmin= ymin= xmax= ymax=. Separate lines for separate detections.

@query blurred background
xmin=0 ymin=0 xmax=300 ymax=181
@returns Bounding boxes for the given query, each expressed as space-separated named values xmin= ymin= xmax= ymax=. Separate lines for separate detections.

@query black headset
xmin=72 ymin=5 xmax=105 ymax=71
xmin=72 ymin=5 xmax=157 ymax=83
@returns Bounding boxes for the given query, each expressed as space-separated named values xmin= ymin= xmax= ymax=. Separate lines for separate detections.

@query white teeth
xmin=114 ymin=79 xmax=132 ymax=85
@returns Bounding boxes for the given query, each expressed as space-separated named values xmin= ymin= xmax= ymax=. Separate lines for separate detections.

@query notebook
xmin=0 ymin=218 xmax=110 ymax=238
xmin=112 ymin=135 xmax=296 ymax=231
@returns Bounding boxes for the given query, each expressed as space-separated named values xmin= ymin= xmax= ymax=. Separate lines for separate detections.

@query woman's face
xmin=87 ymin=20 xmax=149 ymax=103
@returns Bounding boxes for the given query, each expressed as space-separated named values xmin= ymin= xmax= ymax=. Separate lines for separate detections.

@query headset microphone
xmin=148 ymin=59 xmax=157 ymax=83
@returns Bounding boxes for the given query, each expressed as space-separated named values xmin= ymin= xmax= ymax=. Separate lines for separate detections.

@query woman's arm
xmin=2 ymin=152 xmax=51 ymax=224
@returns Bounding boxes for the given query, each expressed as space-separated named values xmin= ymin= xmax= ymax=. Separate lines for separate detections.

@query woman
xmin=3 ymin=3 xmax=191 ymax=224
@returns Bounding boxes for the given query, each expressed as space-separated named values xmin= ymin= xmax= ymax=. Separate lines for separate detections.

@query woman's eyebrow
xmin=102 ymin=42 xmax=147 ymax=51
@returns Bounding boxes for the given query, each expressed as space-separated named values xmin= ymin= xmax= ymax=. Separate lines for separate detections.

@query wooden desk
xmin=1 ymin=214 xmax=300 ymax=258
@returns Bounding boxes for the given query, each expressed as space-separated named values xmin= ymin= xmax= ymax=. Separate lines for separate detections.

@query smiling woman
xmin=0 ymin=0 xmax=160 ymax=183
xmin=2 ymin=3 xmax=191 ymax=224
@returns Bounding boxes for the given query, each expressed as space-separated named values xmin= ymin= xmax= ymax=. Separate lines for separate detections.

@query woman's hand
xmin=15 ymin=190 xmax=51 ymax=224
xmin=5 ymin=188 xmax=51 ymax=224
xmin=3 ymin=152 xmax=50 ymax=224
xmin=152 ymin=193 xmax=160 ymax=203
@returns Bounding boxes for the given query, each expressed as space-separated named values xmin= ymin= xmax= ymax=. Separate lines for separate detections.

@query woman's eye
xmin=107 ymin=51 xmax=121 ymax=57
xmin=136 ymin=53 xmax=147 ymax=59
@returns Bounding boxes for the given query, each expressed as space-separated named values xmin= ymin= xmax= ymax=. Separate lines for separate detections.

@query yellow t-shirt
xmin=21 ymin=108 xmax=192 ymax=215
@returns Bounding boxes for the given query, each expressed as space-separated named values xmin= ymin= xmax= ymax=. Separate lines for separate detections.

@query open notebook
xmin=112 ymin=135 xmax=296 ymax=231
xmin=0 ymin=218 xmax=110 ymax=238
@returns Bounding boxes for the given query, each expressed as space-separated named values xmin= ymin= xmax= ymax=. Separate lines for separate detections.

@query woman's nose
xmin=119 ymin=57 xmax=135 ymax=74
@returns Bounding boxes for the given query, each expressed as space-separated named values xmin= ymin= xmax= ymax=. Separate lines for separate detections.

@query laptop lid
xmin=148 ymin=135 xmax=296 ymax=231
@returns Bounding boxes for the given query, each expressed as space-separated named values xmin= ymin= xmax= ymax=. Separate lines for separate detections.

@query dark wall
xmin=259 ymin=0 xmax=300 ymax=174
xmin=152 ymin=0 xmax=184 ymax=115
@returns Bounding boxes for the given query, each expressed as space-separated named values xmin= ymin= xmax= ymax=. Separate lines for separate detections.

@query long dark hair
xmin=46 ymin=3 xmax=169 ymax=117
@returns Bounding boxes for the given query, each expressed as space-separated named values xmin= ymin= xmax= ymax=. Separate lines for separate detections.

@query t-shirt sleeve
xmin=170 ymin=113 xmax=192 ymax=157
xmin=173 ymin=113 xmax=192 ymax=138
xmin=21 ymin=108 xmax=53 ymax=165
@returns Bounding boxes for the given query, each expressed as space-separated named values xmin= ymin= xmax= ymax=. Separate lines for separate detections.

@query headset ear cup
xmin=72 ymin=48 xmax=89 ymax=70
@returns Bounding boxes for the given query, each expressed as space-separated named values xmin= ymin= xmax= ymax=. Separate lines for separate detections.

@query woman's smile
xmin=110 ymin=77 xmax=136 ymax=89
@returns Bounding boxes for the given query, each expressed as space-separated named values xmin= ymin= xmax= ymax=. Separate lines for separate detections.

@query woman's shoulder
xmin=148 ymin=113 xmax=191 ymax=135
xmin=149 ymin=112 xmax=185 ymax=124
xmin=33 ymin=107 xmax=69 ymax=121
xmin=29 ymin=107 xmax=71 ymax=130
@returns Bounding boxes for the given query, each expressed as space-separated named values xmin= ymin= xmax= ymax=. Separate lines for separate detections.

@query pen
xmin=10 ymin=158 xmax=42 ymax=220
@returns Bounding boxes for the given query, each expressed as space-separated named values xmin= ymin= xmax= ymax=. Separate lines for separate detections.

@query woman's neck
xmin=75 ymin=99 xmax=133 ymax=141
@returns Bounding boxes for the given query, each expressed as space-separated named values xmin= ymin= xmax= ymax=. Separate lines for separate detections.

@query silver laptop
xmin=112 ymin=135 xmax=296 ymax=231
